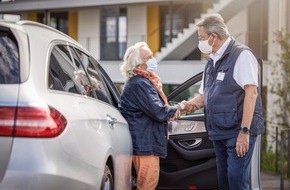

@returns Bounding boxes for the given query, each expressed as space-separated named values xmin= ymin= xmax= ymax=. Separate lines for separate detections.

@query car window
xmin=48 ymin=45 xmax=83 ymax=94
xmin=48 ymin=44 xmax=113 ymax=105
xmin=96 ymin=62 xmax=121 ymax=108
xmin=87 ymin=60 xmax=113 ymax=104
xmin=72 ymin=48 xmax=113 ymax=104
xmin=69 ymin=47 xmax=95 ymax=97
xmin=0 ymin=31 xmax=20 ymax=84
xmin=169 ymin=79 xmax=204 ymax=115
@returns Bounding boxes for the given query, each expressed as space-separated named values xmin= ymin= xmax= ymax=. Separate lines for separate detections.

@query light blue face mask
xmin=146 ymin=57 xmax=158 ymax=72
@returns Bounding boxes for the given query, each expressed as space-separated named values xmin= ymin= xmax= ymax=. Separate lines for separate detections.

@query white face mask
xmin=198 ymin=35 xmax=213 ymax=54
xmin=146 ymin=57 xmax=158 ymax=72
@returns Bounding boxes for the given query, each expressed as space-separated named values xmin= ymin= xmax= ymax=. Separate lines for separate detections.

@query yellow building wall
xmin=27 ymin=12 xmax=37 ymax=21
xmin=147 ymin=5 xmax=160 ymax=55
xmin=68 ymin=11 xmax=78 ymax=41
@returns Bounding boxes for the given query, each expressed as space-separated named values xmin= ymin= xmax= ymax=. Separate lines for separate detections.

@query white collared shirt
xmin=199 ymin=38 xmax=259 ymax=94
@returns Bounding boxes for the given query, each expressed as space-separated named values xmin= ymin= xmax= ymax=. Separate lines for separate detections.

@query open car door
xmin=157 ymin=59 xmax=263 ymax=190
xmin=157 ymin=72 xmax=219 ymax=190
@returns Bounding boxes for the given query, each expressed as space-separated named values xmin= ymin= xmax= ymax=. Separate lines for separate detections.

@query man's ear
xmin=212 ymin=33 xmax=220 ymax=40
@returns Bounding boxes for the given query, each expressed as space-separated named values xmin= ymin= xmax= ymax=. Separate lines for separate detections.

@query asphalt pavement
xmin=261 ymin=171 xmax=290 ymax=190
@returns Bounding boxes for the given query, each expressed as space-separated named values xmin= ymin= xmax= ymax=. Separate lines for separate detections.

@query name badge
xmin=216 ymin=72 xmax=225 ymax=81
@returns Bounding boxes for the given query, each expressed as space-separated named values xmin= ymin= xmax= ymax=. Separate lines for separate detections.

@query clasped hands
xmin=180 ymin=100 xmax=200 ymax=113
xmin=171 ymin=100 xmax=200 ymax=120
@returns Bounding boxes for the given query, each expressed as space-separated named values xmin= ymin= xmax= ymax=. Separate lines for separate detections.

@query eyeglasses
xmin=198 ymin=33 xmax=212 ymax=41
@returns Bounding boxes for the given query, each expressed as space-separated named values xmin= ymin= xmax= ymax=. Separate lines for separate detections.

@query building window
xmin=37 ymin=12 xmax=68 ymax=34
xmin=159 ymin=3 xmax=201 ymax=48
xmin=100 ymin=7 xmax=127 ymax=60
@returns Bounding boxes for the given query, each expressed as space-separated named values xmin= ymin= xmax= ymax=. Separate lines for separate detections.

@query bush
xmin=261 ymin=150 xmax=276 ymax=173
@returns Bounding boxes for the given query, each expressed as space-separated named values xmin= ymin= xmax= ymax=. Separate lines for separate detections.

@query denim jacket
xmin=118 ymin=75 xmax=177 ymax=158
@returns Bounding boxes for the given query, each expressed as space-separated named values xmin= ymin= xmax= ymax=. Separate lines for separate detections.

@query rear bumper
xmin=0 ymin=138 xmax=102 ymax=190
xmin=0 ymin=171 xmax=100 ymax=190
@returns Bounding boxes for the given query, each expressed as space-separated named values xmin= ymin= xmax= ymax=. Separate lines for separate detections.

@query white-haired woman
xmin=118 ymin=41 xmax=181 ymax=190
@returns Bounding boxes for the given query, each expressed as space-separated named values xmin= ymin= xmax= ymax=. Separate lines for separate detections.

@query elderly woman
xmin=118 ymin=41 xmax=181 ymax=190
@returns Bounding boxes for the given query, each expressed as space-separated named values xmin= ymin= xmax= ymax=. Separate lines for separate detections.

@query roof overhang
xmin=0 ymin=0 xmax=187 ymax=13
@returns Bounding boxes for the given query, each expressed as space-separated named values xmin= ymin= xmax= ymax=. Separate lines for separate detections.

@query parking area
xmin=261 ymin=171 xmax=290 ymax=190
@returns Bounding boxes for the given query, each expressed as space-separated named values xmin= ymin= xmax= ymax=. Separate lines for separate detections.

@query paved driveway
xmin=261 ymin=171 xmax=290 ymax=190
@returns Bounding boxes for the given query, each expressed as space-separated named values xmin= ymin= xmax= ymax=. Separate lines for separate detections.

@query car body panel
xmin=0 ymin=30 xmax=21 ymax=183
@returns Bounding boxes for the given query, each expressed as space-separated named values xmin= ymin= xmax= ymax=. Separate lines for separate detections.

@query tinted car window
xmin=170 ymin=80 xmax=203 ymax=115
xmin=75 ymin=48 xmax=112 ymax=104
xmin=69 ymin=47 xmax=95 ymax=96
xmin=48 ymin=45 xmax=81 ymax=94
xmin=48 ymin=44 xmax=112 ymax=104
xmin=0 ymin=31 xmax=20 ymax=84
xmin=87 ymin=60 xmax=112 ymax=104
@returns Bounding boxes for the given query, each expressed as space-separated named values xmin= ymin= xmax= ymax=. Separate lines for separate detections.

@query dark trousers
xmin=213 ymin=136 xmax=257 ymax=190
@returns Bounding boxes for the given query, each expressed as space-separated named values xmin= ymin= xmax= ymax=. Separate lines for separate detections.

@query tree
xmin=263 ymin=30 xmax=290 ymax=175
xmin=269 ymin=30 xmax=290 ymax=130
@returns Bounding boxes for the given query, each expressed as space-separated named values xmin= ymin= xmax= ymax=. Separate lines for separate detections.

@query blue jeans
xmin=213 ymin=136 xmax=257 ymax=190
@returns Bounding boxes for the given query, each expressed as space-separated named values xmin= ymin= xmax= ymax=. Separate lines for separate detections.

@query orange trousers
xmin=132 ymin=155 xmax=160 ymax=190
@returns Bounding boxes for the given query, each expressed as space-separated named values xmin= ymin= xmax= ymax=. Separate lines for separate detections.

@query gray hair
xmin=120 ymin=41 xmax=148 ymax=79
xmin=196 ymin=13 xmax=230 ymax=40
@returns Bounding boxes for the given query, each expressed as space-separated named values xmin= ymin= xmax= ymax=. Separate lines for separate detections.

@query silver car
xmin=0 ymin=20 xmax=132 ymax=190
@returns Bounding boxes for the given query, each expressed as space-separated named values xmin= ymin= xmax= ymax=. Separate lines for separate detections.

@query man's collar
xmin=209 ymin=37 xmax=231 ymax=59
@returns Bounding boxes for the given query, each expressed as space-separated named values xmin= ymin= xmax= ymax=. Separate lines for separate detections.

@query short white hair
xmin=196 ymin=13 xmax=230 ymax=40
xmin=120 ymin=41 xmax=148 ymax=79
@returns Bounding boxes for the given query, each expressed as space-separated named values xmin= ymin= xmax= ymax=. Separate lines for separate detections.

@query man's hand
xmin=180 ymin=100 xmax=200 ymax=113
xmin=236 ymin=132 xmax=250 ymax=157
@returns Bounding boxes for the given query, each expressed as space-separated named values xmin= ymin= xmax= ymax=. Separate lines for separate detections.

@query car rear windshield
xmin=0 ymin=29 xmax=20 ymax=84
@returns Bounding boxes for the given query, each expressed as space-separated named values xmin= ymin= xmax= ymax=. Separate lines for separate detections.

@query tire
xmin=101 ymin=165 xmax=114 ymax=190
xmin=131 ymin=165 xmax=137 ymax=190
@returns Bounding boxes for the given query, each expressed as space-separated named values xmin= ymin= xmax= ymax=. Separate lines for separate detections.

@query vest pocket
xmin=210 ymin=104 xmax=238 ymax=129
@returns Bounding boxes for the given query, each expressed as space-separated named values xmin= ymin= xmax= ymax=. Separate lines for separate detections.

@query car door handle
xmin=178 ymin=138 xmax=202 ymax=149
xmin=169 ymin=139 xmax=216 ymax=161
xmin=107 ymin=114 xmax=117 ymax=127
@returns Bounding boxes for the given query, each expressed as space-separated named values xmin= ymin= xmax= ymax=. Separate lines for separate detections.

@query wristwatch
xmin=240 ymin=126 xmax=250 ymax=134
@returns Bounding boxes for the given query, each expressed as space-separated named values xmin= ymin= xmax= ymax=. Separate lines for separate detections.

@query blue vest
xmin=203 ymin=39 xmax=264 ymax=140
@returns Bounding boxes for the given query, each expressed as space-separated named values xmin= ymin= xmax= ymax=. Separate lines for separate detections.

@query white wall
xmin=100 ymin=60 xmax=206 ymax=84
xmin=127 ymin=5 xmax=147 ymax=46
xmin=78 ymin=8 xmax=100 ymax=59
xmin=77 ymin=5 xmax=147 ymax=59
xmin=266 ymin=0 xmax=289 ymax=151
xmin=227 ymin=9 xmax=248 ymax=44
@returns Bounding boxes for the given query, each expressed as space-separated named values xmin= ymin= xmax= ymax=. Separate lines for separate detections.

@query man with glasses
xmin=184 ymin=13 xmax=264 ymax=190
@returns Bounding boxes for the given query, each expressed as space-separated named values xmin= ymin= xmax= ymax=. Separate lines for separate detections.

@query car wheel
xmin=101 ymin=165 xmax=114 ymax=190
xmin=131 ymin=165 xmax=137 ymax=190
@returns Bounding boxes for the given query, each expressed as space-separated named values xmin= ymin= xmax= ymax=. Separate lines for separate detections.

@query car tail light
xmin=0 ymin=107 xmax=16 ymax=136
xmin=0 ymin=106 xmax=67 ymax=138
xmin=188 ymin=184 xmax=197 ymax=190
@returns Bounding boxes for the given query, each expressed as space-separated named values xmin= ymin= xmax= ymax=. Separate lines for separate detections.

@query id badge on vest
xmin=216 ymin=72 xmax=225 ymax=81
